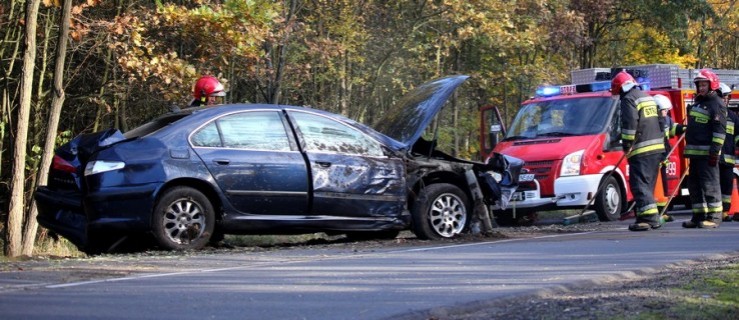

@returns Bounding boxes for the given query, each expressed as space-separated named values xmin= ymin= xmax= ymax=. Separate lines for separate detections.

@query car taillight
xmin=52 ymin=155 xmax=77 ymax=173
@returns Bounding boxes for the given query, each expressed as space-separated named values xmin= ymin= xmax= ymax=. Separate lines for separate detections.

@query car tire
xmin=152 ymin=186 xmax=215 ymax=251
xmin=594 ymin=175 xmax=622 ymax=221
xmin=411 ymin=183 xmax=470 ymax=240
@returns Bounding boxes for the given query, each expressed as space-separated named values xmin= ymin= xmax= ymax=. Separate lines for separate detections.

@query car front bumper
xmin=493 ymin=173 xmax=605 ymax=210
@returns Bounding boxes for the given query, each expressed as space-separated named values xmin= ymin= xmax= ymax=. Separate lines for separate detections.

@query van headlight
xmin=560 ymin=150 xmax=584 ymax=177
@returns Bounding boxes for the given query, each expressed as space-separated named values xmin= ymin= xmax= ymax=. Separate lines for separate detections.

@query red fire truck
xmin=481 ymin=64 xmax=739 ymax=225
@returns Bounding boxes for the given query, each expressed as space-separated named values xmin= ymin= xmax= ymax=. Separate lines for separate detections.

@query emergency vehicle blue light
xmin=589 ymin=81 xmax=611 ymax=92
xmin=637 ymin=77 xmax=651 ymax=91
xmin=536 ymin=86 xmax=561 ymax=97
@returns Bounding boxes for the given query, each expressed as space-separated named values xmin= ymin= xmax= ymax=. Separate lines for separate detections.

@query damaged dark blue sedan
xmin=35 ymin=75 xmax=522 ymax=253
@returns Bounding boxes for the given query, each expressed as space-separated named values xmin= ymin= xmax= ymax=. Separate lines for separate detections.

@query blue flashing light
xmin=536 ymin=86 xmax=561 ymax=97
xmin=636 ymin=77 xmax=651 ymax=91
xmin=589 ymin=81 xmax=611 ymax=92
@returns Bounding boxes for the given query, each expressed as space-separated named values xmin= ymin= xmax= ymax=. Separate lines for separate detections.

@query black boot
xmin=683 ymin=213 xmax=705 ymax=229
xmin=629 ymin=222 xmax=650 ymax=231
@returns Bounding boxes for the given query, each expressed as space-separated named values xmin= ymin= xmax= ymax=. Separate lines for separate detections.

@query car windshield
xmin=505 ymin=97 xmax=614 ymax=140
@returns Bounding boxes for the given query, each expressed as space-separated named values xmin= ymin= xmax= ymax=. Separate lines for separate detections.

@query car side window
xmin=290 ymin=111 xmax=383 ymax=157
xmin=192 ymin=111 xmax=291 ymax=151
xmin=191 ymin=122 xmax=222 ymax=147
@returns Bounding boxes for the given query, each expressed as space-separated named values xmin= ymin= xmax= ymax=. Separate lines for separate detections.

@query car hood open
xmin=372 ymin=75 xmax=470 ymax=149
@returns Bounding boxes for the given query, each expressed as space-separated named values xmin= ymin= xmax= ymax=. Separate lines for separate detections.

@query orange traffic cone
xmin=653 ymin=169 xmax=673 ymax=222
xmin=730 ymin=177 xmax=739 ymax=216
xmin=654 ymin=170 xmax=668 ymax=209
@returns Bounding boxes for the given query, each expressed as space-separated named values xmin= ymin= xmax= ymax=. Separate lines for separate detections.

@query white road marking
xmin=45 ymin=232 xmax=593 ymax=289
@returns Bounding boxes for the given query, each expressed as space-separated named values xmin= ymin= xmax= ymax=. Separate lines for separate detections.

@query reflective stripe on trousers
xmin=629 ymin=153 xmax=661 ymax=222
xmin=688 ymin=157 xmax=722 ymax=221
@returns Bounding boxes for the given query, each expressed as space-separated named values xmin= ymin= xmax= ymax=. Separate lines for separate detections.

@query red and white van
xmin=481 ymin=64 xmax=739 ymax=225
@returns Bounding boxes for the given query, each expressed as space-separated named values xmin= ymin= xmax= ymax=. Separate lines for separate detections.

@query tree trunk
xmin=22 ymin=0 xmax=73 ymax=256
xmin=6 ymin=0 xmax=41 ymax=257
xmin=269 ymin=0 xmax=297 ymax=104
xmin=339 ymin=51 xmax=352 ymax=117
xmin=1 ymin=0 xmax=24 ymax=181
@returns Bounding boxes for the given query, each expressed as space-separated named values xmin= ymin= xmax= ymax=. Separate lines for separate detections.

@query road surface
xmin=1 ymin=219 xmax=738 ymax=319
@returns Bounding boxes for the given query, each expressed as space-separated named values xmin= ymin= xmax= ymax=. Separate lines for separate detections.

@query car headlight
xmin=84 ymin=160 xmax=125 ymax=176
xmin=560 ymin=150 xmax=584 ymax=177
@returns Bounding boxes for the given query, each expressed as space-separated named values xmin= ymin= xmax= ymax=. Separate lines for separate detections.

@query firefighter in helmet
xmin=653 ymin=94 xmax=675 ymax=222
xmin=190 ymin=75 xmax=226 ymax=107
xmin=717 ymin=82 xmax=738 ymax=222
xmin=682 ymin=69 xmax=726 ymax=228
xmin=611 ymin=70 xmax=665 ymax=231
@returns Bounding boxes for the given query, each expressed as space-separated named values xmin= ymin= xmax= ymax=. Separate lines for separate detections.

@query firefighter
xmin=189 ymin=75 xmax=226 ymax=107
xmin=653 ymin=94 xmax=674 ymax=222
xmin=718 ymin=82 xmax=738 ymax=222
xmin=682 ymin=69 xmax=726 ymax=228
xmin=611 ymin=71 xmax=665 ymax=231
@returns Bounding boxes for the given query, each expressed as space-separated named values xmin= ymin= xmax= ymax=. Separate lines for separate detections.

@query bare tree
xmin=6 ymin=0 xmax=41 ymax=257
xmin=22 ymin=0 xmax=73 ymax=256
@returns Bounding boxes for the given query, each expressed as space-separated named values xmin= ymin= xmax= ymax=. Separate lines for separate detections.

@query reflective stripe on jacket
xmin=685 ymin=93 xmax=726 ymax=158
xmin=720 ymin=109 xmax=739 ymax=164
xmin=620 ymin=89 xmax=665 ymax=158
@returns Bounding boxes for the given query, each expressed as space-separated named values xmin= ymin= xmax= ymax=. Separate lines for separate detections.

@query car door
xmin=191 ymin=110 xmax=310 ymax=215
xmin=286 ymin=110 xmax=406 ymax=218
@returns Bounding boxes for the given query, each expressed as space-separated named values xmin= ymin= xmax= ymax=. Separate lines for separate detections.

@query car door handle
xmin=213 ymin=159 xmax=231 ymax=165
xmin=315 ymin=161 xmax=332 ymax=167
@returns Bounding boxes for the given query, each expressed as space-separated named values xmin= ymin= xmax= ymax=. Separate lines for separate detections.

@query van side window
xmin=608 ymin=104 xmax=622 ymax=150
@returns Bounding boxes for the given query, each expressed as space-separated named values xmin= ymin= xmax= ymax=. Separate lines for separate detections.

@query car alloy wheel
xmin=153 ymin=186 xmax=215 ymax=250
xmin=429 ymin=193 xmax=467 ymax=237
xmin=412 ymin=183 xmax=470 ymax=240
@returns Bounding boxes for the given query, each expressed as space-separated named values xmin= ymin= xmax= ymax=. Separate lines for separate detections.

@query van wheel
xmin=411 ymin=183 xmax=470 ymax=240
xmin=152 ymin=186 xmax=214 ymax=251
xmin=594 ymin=176 xmax=622 ymax=221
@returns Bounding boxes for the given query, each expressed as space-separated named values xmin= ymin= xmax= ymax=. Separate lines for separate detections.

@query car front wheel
xmin=412 ymin=183 xmax=470 ymax=240
xmin=152 ymin=186 xmax=215 ymax=250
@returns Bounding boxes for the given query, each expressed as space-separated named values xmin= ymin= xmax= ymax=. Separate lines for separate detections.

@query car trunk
xmin=35 ymin=129 xmax=127 ymax=248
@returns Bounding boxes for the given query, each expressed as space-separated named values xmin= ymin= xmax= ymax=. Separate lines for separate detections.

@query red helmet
xmin=693 ymin=69 xmax=720 ymax=91
xmin=192 ymin=75 xmax=226 ymax=101
xmin=610 ymin=71 xmax=637 ymax=95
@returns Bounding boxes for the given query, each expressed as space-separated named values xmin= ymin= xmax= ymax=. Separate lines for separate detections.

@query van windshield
xmin=505 ymin=97 xmax=615 ymax=140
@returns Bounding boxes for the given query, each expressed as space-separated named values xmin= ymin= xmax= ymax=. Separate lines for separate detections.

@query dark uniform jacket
xmin=684 ymin=92 xmax=726 ymax=158
xmin=720 ymin=109 xmax=739 ymax=165
xmin=620 ymin=88 xmax=665 ymax=158
xmin=659 ymin=114 xmax=674 ymax=153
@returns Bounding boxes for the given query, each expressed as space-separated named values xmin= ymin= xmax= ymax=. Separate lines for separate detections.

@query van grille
xmin=524 ymin=160 xmax=554 ymax=180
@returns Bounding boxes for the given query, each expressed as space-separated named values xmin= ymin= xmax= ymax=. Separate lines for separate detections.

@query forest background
xmin=1 ymin=0 xmax=738 ymax=257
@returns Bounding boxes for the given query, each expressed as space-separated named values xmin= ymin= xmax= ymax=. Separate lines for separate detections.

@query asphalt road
xmin=2 ymin=220 xmax=739 ymax=320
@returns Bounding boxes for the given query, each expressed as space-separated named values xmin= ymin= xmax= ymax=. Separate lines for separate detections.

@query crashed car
xmin=35 ymin=75 xmax=523 ymax=253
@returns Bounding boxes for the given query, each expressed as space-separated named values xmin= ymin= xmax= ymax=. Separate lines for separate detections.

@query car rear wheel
xmin=152 ymin=186 xmax=215 ymax=251
xmin=412 ymin=183 xmax=470 ymax=240
xmin=594 ymin=175 xmax=622 ymax=221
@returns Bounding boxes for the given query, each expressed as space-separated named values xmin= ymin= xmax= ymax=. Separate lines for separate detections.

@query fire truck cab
xmin=481 ymin=64 xmax=739 ymax=225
